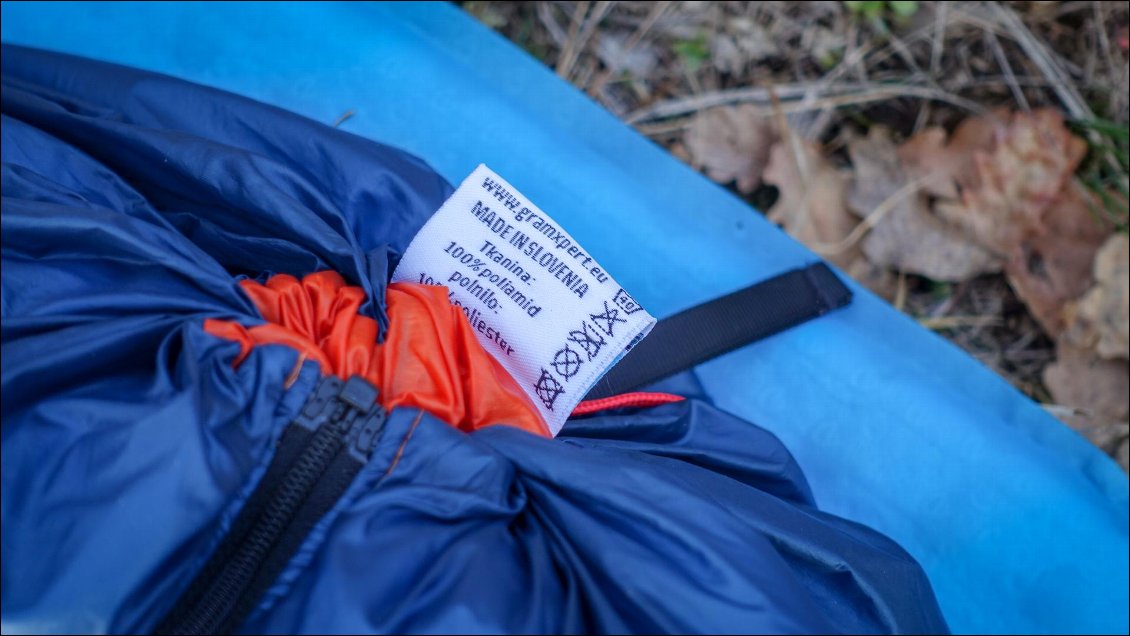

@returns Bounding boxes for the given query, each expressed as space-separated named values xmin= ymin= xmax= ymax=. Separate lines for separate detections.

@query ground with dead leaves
xmin=466 ymin=0 xmax=1130 ymax=471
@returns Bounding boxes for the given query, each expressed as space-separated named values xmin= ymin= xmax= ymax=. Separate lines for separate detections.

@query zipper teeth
xmin=158 ymin=376 xmax=385 ymax=635
xmin=174 ymin=420 xmax=347 ymax=634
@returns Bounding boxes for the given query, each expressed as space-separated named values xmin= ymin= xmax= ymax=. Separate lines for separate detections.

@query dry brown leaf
xmin=847 ymin=127 xmax=905 ymax=214
xmin=1045 ymin=344 xmax=1129 ymax=420
xmin=1002 ymin=186 xmax=1112 ymax=336
xmin=861 ymin=199 xmax=1002 ymax=282
xmin=684 ymin=104 xmax=776 ymax=194
xmin=1063 ymin=233 xmax=1130 ymax=359
xmin=899 ymin=109 xmax=1086 ymax=254
xmin=898 ymin=112 xmax=1001 ymax=200
xmin=1056 ymin=411 xmax=1129 ymax=473
xmin=1044 ymin=342 xmax=1130 ymax=471
xmin=900 ymin=108 xmax=1108 ymax=337
xmin=935 ymin=109 xmax=1089 ymax=255
xmin=762 ymin=139 xmax=859 ymax=270
xmin=847 ymin=128 xmax=1000 ymax=281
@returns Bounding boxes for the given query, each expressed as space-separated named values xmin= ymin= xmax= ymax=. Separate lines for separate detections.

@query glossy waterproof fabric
xmin=0 ymin=45 xmax=948 ymax=634
xmin=205 ymin=273 xmax=549 ymax=437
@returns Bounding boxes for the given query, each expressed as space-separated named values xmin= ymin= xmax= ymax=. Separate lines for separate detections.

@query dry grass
xmin=469 ymin=2 xmax=1128 ymax=130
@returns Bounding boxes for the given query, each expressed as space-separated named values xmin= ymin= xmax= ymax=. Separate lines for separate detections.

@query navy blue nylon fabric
xmin=1 ymin=45 xmax=947 ymax=634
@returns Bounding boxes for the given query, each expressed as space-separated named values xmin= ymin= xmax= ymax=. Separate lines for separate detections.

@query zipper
xmin=156 ymin=375 xmax=386 ymax=635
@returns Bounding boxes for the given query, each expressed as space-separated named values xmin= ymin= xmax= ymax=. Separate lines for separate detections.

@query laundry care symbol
xmin=589 ymin=301 xmax=627 ymax=338
xmin=534 ymin=368 xmax=564 ymax=411
xmin=552 ymin=347 xmax=583 ymax=380
xmin=567 ymin=321 xmax=606 ymax=361
xmin=536 ymin=297 xmax=636 ymax=412
xmin=612 ymin=288 xmax=644 ymax=315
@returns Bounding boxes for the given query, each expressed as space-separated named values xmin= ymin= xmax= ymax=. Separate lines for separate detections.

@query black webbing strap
xmin=583 ymin=262 xmax=852 ymax=400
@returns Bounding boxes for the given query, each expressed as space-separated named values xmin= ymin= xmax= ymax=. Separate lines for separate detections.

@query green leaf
xmin=674 ymin=34 xmax=710 ymax=73
xmin=888 ymin=1 xmax=919 ymax=18
xmin=1075 ymin=118 xmax=1130 ymax=141
xmin=930 ymin=281 xmax=953 ymax=300
xmin=844 ymin=1 xmax=884 ymax=18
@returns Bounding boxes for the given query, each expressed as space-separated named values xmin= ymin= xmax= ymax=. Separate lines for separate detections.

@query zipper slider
xmin=339 ymin=375 xmax=378 ymax=411
xmin=352 ymin=409 xmax=386 ymax=456
xmin=337 ymin=376 xmax=386 ymax=460
xmin=297 ymin=375 xmax=343 ymax=426
xmin=293 ymin=376 xmax=386 ymax=458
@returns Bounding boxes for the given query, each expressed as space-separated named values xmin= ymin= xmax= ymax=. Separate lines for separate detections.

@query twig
xmin=1005 ymin=327 xmax=1040 ymax=355
xmin=930 ymin=1 xmax=948 ymax=77
xmin=1056 ymin=2 xmax=1098 ymax=18
xmin=556 ymin=0 xmax=590 ymax=79
xmin=844 ymin=12 xmax=868 ymax=83
xmin=894 ymin=270 xmax=908 ymax=312
xmin=1091 ymin=2 xmax=1117 ymax=79
xmin=989 ymin=2 xmax=1129 ymax=184
xmin=870 ymin=17 xmax=924 ymax=76
xmin=807 ymin=176 xmax=925 ymax=256
xmin=769 ymin=87 xmax=813 ymax=234
xmin=556 ymin=1 xmax=613 ymax=82
xmin=941 ymin=75 xmax=1113 ymax=91
xmin=332 ymin=110 xmax=356 ymax=128
xmin=634 ymin=117 xmax=694 ymax=138
xmin=631 ymin=86 xmax=971 ymax=136
xmin=989 ymin=2 xmax=1090 ymax=120
xmin=1091 ymin=1 xmax=1124 ymax=117
xmin=912 ymin=102 xmax=932 ymax=134
xmin=625 ymin=82 xmax=985 ymax=124
xmin=1042 ymin=403 xmax=1091 ymax=419
xmin=801 ymin=22 xmax=877 ymax=139
xmin=634 ymin=88 xmax=979 ymax=138
xmin=537 ymin=2 xmax=568 ymax=49
xmin=555 ymin=0 xmax=592 ymax=79
xmin=983 ymin=27 xmax=1029 ymax=111
xmin=588 ymin=0 xmax=673 ymax=98
xmin=919 ymin=315 xmax=1003 ymax=330
xmin=914 ymin=1 xmax=951 ymax=134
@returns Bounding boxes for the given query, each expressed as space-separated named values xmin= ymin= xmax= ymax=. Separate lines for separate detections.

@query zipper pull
xmin=297 ymin=375 xmax=343 ymax=427
xmin=338 ymin=376 xmax=386 ymax=460
xmin=339 ymin=375 xmax=378 ymax=411
xmin=292 ymin=375 xmax=385 ymax=458
xmin=353 ymin=410 xmax=386 ymax=456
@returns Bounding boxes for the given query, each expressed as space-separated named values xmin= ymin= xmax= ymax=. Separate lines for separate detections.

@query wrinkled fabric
xmin=1 ymin=45 xmax=948 ymax=634
xmin=245 ymin=400 xmax=946 ymax=635
xmin=206 ymin=272 xmax=549 ymax=437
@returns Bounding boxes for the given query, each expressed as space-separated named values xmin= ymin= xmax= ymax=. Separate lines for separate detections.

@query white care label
xmin=392 ymin=164 xmax=655 ymax=435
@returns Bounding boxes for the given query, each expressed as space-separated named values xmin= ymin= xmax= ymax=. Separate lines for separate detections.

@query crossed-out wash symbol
xmin=532 ymin=299 xmax=630 ymax=412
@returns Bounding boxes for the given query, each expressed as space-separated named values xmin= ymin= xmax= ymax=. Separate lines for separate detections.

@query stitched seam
xmin=380 ymin=410 xmax=425 ymax=482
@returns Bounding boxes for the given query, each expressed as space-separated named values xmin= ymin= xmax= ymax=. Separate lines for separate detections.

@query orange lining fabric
xmin=205 ymin=271 xmax=550 ymax=437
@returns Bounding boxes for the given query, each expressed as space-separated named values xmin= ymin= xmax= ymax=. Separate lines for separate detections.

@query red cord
xmin=571 ymin=392 xmax=685 ymax=417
